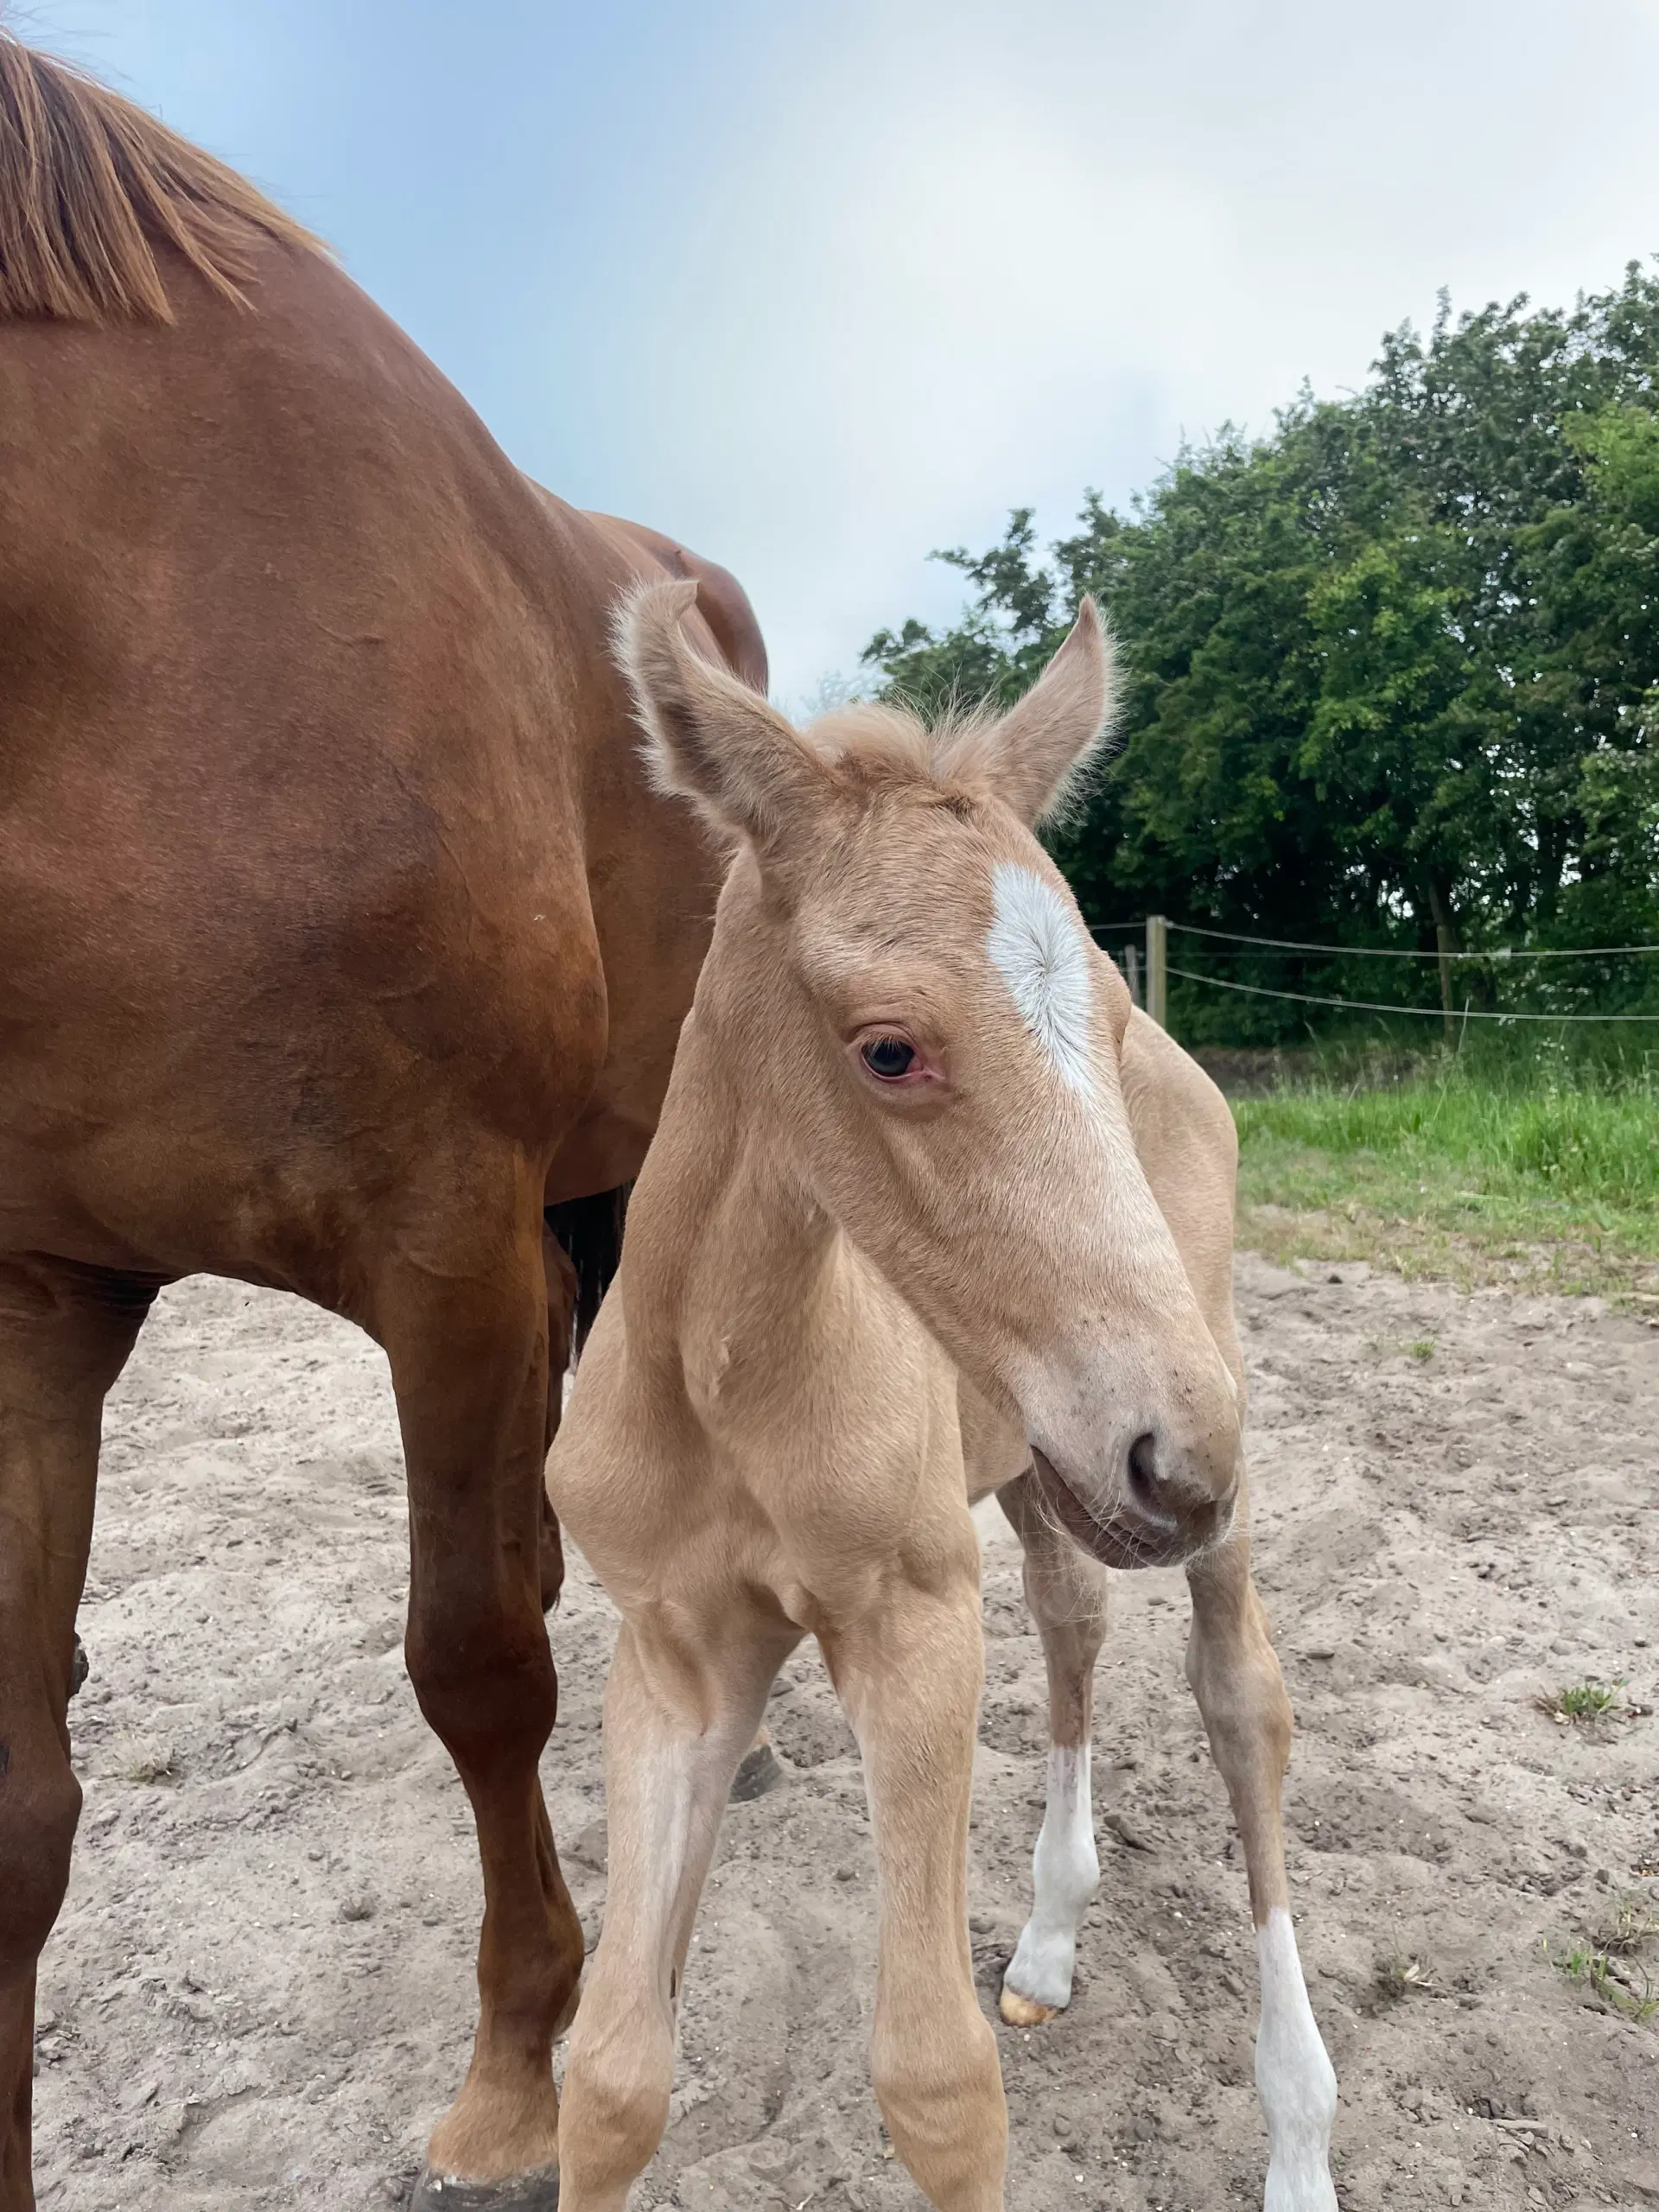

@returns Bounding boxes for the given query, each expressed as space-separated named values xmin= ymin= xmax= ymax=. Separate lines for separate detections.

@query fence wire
xmin=1164 ymin=921 xmax=1659 ymax=960
xmin=1088 ymin=919 xmax=1659 ymax=1023
xmin=1164 ymin=965 xmax=1659 ymax=1023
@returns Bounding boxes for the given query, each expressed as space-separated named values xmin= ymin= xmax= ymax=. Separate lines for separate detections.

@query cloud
xmin=28 ymin=0 xmax=1659 ymax=702
xmin=533 ymin=0 xmax=1659 ymax=700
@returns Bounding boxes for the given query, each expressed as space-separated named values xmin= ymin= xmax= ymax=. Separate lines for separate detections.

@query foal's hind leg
xmin=1186 ymin=1508 xmax=1337 ymax=2212
xmin=0 ymin=1259 xmax=153 ymax=2212
xmin=372 ymin=1172 xmax=585 ymax=2211
xmin=558 ymin=1608 xmax=791 ymax=2212
xmin=995 ymin=1468 xmax=1109 ymax=2028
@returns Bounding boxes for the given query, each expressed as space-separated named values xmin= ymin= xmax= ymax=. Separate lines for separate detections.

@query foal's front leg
xmin=824 ymin=1573 xmax=1007 ymax=2212
xmin=556 ymin=1613 xmax=787 ymax=2212
xmin=995 ymin=1470 xmax=1109 ymax=2026
xmin=1186 ymin=1518 xmax=1338 ymax=2212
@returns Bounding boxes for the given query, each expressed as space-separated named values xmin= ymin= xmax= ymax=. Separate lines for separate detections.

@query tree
xmin=860 ymin=265 xmax=1659 ymax=1038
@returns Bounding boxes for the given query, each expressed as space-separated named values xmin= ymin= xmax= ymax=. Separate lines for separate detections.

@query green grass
xmin=1535 ymin=1680 xmax=1624 ymax=1724
xmin=1551 ymin=1941 xmax=1659 ymax=2023
xmin=1232 ymin=1060 xmax=1659 ymax=1303
xmin=1551 ymin=1891 xmax=1659 ymax=2021
xmin=1587 ymin=1894 xmax=1659 ymax=1956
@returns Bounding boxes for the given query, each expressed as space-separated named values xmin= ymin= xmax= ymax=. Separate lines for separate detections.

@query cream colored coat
xmin=546 ymin=587 xmax=1338 ymax=2212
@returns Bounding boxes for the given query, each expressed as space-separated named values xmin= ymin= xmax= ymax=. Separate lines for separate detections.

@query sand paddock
xmin=35 ymin=1255 xmax=1659 ymax=2209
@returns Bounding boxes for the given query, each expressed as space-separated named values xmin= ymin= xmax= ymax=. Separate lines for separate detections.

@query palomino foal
xmin=548 ymin=584 xmax=1338 ymax=2211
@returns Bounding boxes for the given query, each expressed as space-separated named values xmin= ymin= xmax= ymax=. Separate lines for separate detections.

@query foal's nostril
xmin=1126 ymin=1431 xmax=1163 ymax=1513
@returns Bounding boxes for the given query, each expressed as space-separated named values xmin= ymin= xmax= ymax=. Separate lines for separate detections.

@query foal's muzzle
xmin=1030 ymin=1439 xmax=1236 ymax=1571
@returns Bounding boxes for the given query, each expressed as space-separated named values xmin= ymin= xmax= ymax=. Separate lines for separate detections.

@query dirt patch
xmin=39 ymin=1257 xmax=1659 ymax=2209
xmin=1236 ymin=1197 xmax=1659 ymax=1309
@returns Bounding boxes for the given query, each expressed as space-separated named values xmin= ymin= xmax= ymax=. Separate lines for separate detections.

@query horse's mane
xmin=801 ymin=697 xmax=1021 ymax=806
xmin=0 ymin=29 xmax=321 ymax=323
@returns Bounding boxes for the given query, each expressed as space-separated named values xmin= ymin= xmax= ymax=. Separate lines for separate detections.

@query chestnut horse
xmin=0 ymin=35 xmax=759 ymax=2212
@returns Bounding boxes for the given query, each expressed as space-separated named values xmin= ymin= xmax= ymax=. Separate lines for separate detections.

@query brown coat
xmin=0 ymin=33 xmax=759 ymax=2209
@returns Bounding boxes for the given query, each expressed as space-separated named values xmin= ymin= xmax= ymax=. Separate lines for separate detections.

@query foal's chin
xmin=1028 ymin=1448 xmax=1225 ymax=1573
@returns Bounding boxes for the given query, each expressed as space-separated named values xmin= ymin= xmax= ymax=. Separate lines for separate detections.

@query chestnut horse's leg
xmin=0 ymin=1259 xmax=154 ymax=2212
xmin=994 ymin=1469 xmax=1109 ymax=2027
xmin=537 ymin=1222 xmax=580 ymax=1614
xmin=558 ymin=1609 xmax=789 ymax=2212
xmin=373 ymin=1179 xmax=584 ymax=2210
xmin=824 ymin=1576 xmax=1007 ymax=2212
xmin=1185 ymin=1509 xmax=1338 ymax=2212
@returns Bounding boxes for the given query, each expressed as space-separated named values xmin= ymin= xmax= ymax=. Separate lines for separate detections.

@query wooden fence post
xmin=1147 ymin=914 xmax=1168 ymax=1031
xmin=1124 ymin=941 xmax=1142 ymax=1009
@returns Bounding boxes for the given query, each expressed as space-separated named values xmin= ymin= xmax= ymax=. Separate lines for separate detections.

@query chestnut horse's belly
xmin=0 ymin=757 xmax=607 ymax=1300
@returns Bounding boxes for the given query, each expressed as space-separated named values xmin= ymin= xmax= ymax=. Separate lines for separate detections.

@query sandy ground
xmin=35 ymin=1255 xmax=1659 ymax=2211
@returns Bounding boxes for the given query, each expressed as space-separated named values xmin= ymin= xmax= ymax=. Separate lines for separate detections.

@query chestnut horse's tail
xmin=0 ymin=27 xmax=320 ymax=323
xmin=545 ymin=1186 xmax=632 ymax=1365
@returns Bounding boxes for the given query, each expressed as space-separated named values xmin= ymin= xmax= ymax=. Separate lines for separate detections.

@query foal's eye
xmin=861 ymin=1035 xmax=916 ymax=1081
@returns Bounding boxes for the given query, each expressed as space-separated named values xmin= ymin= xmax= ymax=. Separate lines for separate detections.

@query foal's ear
xmin=615 ymin=579 xmax=830 ymax=845
xmin=965 ymin=599 xmax=1117 ymax=827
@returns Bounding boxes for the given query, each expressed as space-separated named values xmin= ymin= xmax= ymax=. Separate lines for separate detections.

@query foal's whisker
xmin=1026 ymin=1467 xmax=1072 ymax=1552
xmin=1097 ymin=1508 xmax=1154 ymax=1570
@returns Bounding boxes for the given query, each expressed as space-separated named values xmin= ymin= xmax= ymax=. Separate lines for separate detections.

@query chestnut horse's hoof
xmin=729 ymin=1741 xmax=786 ymax=1801
xmin=410 ymin=2164 xmax=559 ymax=2211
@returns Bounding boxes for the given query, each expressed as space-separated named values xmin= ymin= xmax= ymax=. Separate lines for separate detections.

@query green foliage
xmin=862 ymin=266 xmax=1659 ymax=1040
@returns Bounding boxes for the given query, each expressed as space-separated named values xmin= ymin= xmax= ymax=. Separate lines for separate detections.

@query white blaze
xmin=1255 ymin=1907 xmax=1338 ymax=2212
xmin=986 ymin=861 xmax=1095 ymax=1096
xmin=1003 ymin=1745 xmax=1098 ymax=2009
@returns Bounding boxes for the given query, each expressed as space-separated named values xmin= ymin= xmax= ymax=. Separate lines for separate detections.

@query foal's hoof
xmin=729 ymin=1742 xmax=786 ymax=1801
xmin=410 ymin=2164 xmax=559 ymax=2211
xmin=998 ymin=1985 xmax=1059 ymax=2028
xmin=70 ymin=1633 xmax=89 ymax=1697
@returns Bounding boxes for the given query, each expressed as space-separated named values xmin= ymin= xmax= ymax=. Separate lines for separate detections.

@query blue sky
xmin=23 ymin=0 xmax=1659 ymax=704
